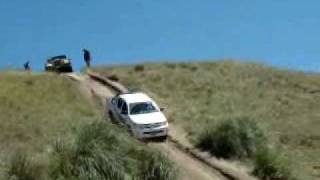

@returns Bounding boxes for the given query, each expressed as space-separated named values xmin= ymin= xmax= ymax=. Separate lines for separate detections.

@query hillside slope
xmin=0 ymin=72 xmax=98 ymax=154
xmin=94 ymin=61 xmax=320 ymax=179
xmin=0 ymin=72 xmax=99 ymax=177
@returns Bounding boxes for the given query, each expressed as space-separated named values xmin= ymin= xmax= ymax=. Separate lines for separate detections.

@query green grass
xmin=6 ymin=152 xmax=36 ymax=180
xmin=6 ymin=120 xmax=177 ymax=180
xmin=0 ymin=71 xmax=97 ymax=153
xmin=196 ymin=116 xmax=266 ymax=159
xmin=197 ymin=117 xmax=296 ymax=180
xmin=135 ymin=150 xmax=177 ymax=180
xmin=94 ymin=61 xmax=320 ymax=179
xmin=49 ymin=121 xmax=177 ymax=180
xmin=253 ymin=146 xmax=295 ymax=180
xmin=49 ymin=121 xmax=127 ymax=180
xmin=0 ymin=71 xmax=99 ymax=179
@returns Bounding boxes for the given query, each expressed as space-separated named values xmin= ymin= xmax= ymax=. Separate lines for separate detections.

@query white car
xmin=107 ymin=92 xmax=169 ymax=140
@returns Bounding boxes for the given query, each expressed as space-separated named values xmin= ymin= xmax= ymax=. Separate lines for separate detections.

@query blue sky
xmin=0 ymin=0 xmax=320 ymax=72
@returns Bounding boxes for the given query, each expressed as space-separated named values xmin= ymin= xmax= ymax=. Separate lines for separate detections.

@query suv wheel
xmin=159 ymin=135 xmax=168 ymax=142
xmin=108 ymin=111 xmax=116 ymax=124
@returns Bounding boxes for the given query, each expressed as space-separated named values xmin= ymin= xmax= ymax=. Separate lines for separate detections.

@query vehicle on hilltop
xmin=45 ymin=55 xmax=73 ymax=73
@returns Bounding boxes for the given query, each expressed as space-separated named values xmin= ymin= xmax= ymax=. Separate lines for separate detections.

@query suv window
xmin=121 ymin=102 xmax=128 ymax=114
xmin=117 ymin=98 xmax=123 ymax=109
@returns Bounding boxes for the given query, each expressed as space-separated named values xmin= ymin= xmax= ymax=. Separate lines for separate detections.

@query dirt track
xmin=150 ymin=142 xmax=227 ymax=180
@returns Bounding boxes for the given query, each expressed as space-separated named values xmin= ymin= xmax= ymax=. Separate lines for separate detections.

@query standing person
xmin=83 ymin=49 xmax=91 ymax=68
xmin=24 ymin=61 xmax=30 ymax=71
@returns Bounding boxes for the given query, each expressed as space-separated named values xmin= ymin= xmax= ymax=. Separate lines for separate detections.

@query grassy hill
xmin=94 ymin=61 xmax=320 ymax=179
xmin=0 ymin=72 xmax=97 ymax=154
xmin=0 ymin=72 xmax=99 ymax=178
xmin=0 ymin=71 xmax=176 ymax=180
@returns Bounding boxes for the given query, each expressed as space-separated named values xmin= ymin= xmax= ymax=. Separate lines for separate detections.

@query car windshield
xmin=47 ymin=55 xmax=68 ymax=63
xmin=130 ymin=102 xmax=158 ymax=115
xmin=51 ymin=55 xmax=67 ymax=60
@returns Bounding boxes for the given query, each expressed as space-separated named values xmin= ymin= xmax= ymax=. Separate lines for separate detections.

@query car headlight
xmin=63 ymin=59 xmax=69 ymax=63
xmin=133 ymin=123 xmax=143 ymax=129
xmin=160 ymin=121 xmax=167 ymax=126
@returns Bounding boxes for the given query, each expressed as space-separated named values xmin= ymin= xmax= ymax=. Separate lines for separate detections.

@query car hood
xmin=129 ymin=112 xmax=167 ymax=124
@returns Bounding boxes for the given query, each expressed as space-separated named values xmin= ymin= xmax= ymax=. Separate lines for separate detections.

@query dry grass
xmin=94 ymin=60 xmax=320 ymax=179
xmin=0 ymin=71 xmax=98 ymax=152
xmin=0 ymin=71 xmax=99 ymax=178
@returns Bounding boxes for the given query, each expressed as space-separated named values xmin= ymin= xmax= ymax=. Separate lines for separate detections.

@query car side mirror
xmin=111 ymin=98 xmax=116 ymax=105
xmin=160 ymin=107 xmax=165 ymax=112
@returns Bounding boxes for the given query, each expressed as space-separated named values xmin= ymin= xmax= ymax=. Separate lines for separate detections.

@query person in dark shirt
xmin=24 ymin=61 xmax=30 ymax=71
xmin=83 ymin=49 xmax=91 ymax=67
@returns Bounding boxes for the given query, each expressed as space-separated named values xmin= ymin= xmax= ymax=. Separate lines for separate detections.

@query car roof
xmin=51 ymin=55 xmax=67 ymax=59
xmin=47 ymin=55 xmax=68 ymax=62
xmin=119 ymin=92 xmax=153 ymax=104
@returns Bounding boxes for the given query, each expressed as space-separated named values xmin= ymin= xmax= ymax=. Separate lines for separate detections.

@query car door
xmin=119 ymin=101 xmax=130 ymax=125
xmin=114 ymin=98 xmax=124 ymax=122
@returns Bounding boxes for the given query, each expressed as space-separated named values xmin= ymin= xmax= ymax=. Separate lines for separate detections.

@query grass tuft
xmin=49 ymin=121 xmax=177 ymax=180
xmin=6 ymin=152 xmax=36 ymax=180
xmin=49 ymin=122 xmax=126 ymax=180
xmin=197 ymin=117 xmax=266 ymax=159
xmin=107 ymin=74 xmax=119 ymax=81
xmin=253 ymin=146 xmax=295 ymax=180
xmin=134 ymin=65 xmax=145 ymax=72
xmin=135 ymin=151 xmax=177 ymax=180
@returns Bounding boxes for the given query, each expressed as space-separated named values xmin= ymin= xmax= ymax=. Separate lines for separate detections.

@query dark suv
xmin=45 ymin=55 xmax=73 ymax=73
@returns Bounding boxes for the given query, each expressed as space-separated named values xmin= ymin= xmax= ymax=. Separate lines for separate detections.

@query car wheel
xmin=67 ymin=67 xmax=73 ymax=72
xmin=127 ymin=125 xmax=135 ymax=136
xmin=159 ymin=135 xmax=168 ymax=142
xmin=108 ymin=111 xmax=116 ymax=124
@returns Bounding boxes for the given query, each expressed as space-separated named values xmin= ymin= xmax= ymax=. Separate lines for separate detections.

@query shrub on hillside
xmin=49 ymin=121 xmax=177 ymax=180
xmin=165 ymin=63 xmax=177 ymax=69
xmin=253 ymin=146 xmax=294 ymax=180
xmin=107 ymin=74 xmax=119 ymax=81
xmin=196 ymin=117 xmax=266 ymax=158
xmin=134 ymin=65 xmax=145 ymax=72
xmin=49 ymin=122 xmax=126 ymax=180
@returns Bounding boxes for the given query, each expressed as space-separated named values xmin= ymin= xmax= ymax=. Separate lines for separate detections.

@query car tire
xmin=108 ymin=111 xmax=116 ymax=124
xmin=128 ymin=127 xmax=134 ymax=136
xmin=159 ymin=135 xmax=168 ymax=142
xmin=67 ymin=67 xmax=73 ymax=72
